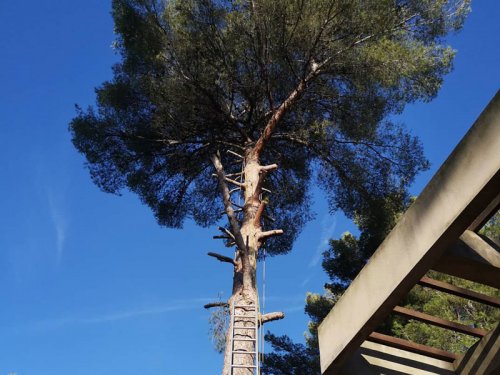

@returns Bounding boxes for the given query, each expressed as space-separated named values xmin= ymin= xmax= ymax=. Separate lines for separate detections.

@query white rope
xmin=260 ymin=247 xmax=267 ymax=371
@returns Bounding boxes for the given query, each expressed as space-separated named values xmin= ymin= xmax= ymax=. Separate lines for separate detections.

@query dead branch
xmin=260 ymin=312 xmax=285 ymax=325
xmin=227 ymin=150 xmax=244 ymax=159
xmin=219 ymin=208 xmax=242 ymax=217
xmin=218 ymin=226 xmax=236 ymax=240
xmin=211 ymin=153 xmax=247 ymax=251
xmin=225 ymin=177 xmax=245 ymax=188
xmin=207 ymin=252 xmax=236 ymax=266
xmin=226 ymin=172 xmax=243 ymax=178
xmin=213 ymin=235 xmax=231 ymax=240
xmin=212 ymin=172 xmax=243 ymax=179
xmin=263 ymin=213 xmax=275 ymax=222
xmin=230 ymin=201 xmax=244 ymax=209
xmin=204 ymin=302 xmax=229 ymax=309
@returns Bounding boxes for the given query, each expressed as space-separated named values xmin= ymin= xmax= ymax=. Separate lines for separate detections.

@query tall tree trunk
xmin=220 ymin=147 xmax=274 ymax=375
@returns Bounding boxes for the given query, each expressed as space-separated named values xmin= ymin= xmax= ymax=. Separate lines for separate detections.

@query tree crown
xmin=71 ymin=0 xmax=469 ymax=255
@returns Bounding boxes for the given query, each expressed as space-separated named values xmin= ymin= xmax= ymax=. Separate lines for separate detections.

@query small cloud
xmin=308 ymin=214 xmax=336 ymax=268
xmin=78 ymin=305 xmax=191 ymax=324
xmin=32 ymin=298 xmax=212 ymax=331
xmin=301 ymin=276 xmax=312 ymax=287
xmin=46 ymin=188 xmax=68 ymax=264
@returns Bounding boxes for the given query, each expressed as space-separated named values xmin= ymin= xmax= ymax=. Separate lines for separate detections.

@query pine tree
xmin=70 ymin=1 xmax=469 ymax=373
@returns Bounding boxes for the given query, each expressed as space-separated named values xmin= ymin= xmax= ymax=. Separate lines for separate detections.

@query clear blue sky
xmin=0 ymin=2 xmax=498 ymax=374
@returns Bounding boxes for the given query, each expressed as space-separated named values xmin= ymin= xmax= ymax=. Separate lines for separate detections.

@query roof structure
xmin=318 ymin=92 xmax=500 ymax=375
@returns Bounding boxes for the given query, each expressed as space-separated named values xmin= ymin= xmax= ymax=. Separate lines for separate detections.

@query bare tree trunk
xmin=211 ymin=49 xmax=318 ymax=374
xmin=218 ymin=147 xmax=281 ymax=375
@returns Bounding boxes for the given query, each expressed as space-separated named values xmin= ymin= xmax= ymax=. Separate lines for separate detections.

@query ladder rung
xmin=231 ymin=301 xmax=259 ymax=373
xmin=232 ymin=351 xmax=257 ymax=355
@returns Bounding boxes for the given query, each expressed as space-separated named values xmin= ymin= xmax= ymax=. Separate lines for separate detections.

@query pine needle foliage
xmin=209 ymin=305 xmax=230 ymax=354
xmin=70 ymin=0 xmax=468 ymax=255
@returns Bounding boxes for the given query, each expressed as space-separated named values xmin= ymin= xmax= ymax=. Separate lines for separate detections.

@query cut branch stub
xmin=260 ymin=312 xmax=285 ymax=325
xmin=254 ymin=164 xmax=278 ymax=198
xmin=204 ymin=302 xmax=230 ymax=309
xmin=211 ymin=153 xmax=247 ymax=252
xmin=207 ymin=252 xmax=236 ymax=266
xmin=259 ymin=229 xmax=284 ymax=240
xmin=260 ymin=164 xmax=278 ymax=173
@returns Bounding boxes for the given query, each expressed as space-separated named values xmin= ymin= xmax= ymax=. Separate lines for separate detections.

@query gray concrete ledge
xmin=318 ymin=91 xmax=500 ymax=374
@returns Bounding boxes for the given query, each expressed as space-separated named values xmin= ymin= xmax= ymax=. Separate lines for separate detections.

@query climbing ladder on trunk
xmin=229 ymin=303 xmax=260 ymax=374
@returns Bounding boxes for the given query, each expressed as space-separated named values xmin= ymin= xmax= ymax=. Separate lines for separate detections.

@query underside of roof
xmin=318 ymin=91 xmax=500 ymax=375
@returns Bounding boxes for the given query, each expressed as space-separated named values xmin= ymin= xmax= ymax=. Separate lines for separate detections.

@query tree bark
xmin=219 ymin=146 xmax=281 ymax=375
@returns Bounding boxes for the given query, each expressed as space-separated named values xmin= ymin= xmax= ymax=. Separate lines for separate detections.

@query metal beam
xmin=468 ymin=191 xmax=500 ymax=233
xmin=393 ymin=306 xmax=488 ymax=338
xmin=318 ymin=92 xmax=500 ymax=374
xmin=418 ymin=276 xmax=500 ymax=308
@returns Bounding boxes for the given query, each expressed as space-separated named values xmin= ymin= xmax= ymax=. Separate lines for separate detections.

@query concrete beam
xmin=433 ymin=230 xmax=500 ymax=288
xmin=339 ymin=341 xmax=455 ymax=375
xmin=454 ymin=324 xmax=500 ymax=375
xmin=318 ymin=92 xmax=500 ymax=374
xmin=468 ymin=191 xmax=500 ymax=233
xmin=367 ymin=332 xmax=458 ymax=362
